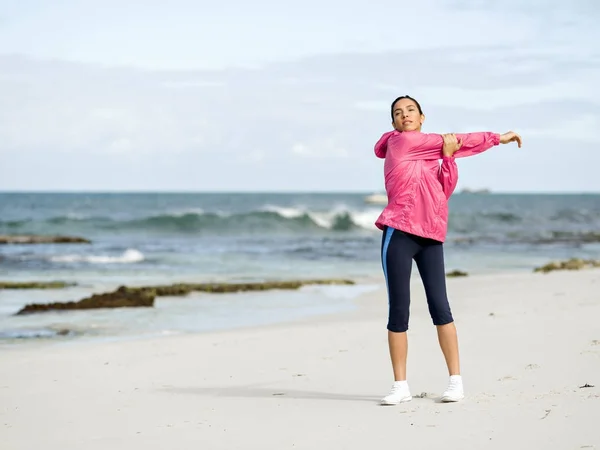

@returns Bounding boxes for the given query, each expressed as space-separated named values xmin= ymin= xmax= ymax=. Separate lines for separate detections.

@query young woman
xmin=374 ymin=95 xmax=522 ymax=405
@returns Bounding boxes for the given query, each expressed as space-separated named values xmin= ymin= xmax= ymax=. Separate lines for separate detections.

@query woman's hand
xmin=500 ymin=131 xmax=522 ymax=147
xmin=442 ymin=133 xmax=462 ymax=157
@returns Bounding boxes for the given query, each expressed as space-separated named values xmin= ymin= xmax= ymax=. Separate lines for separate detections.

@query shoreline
xmin=0 ymin=267 xmax=532 ymax=346
xmin=2 ymin=268 xmax=596 ymax=345
xmin=1 ymin=269 xmax=598 ymax=449
xmin=0 ymin=280 xmax=380 ymax=348
xmin=1 ymin=265 xmax=597 ymax=347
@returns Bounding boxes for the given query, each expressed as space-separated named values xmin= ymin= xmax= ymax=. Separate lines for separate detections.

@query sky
xmin=0 ymin=0 xmax=598 ymax=192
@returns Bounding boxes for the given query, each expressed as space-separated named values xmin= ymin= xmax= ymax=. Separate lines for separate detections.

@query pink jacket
xmin=374 ymin=130 xmax=500 ymax=242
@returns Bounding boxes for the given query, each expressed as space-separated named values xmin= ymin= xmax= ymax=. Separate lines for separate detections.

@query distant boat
xmin=364 ymin=193 xmax=388 ymax=204
xmin=460 ymin=188 xmax=491 ymax=194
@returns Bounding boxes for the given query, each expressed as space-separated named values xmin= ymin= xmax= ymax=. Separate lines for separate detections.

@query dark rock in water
xmin=15 ymin=286 xmax=155 ymax=315
xmin=536 ymin=231 xmax=600 ymax=244
xmin=534 ymin=258 xmax=600 ymax=273
xmin=0 ymin=281 xmax=74 ymax=289
xmin=446 ymin=270 xmax=468 ymax=278
xmin=134 ymin=279 xmax=355 ymax=297
xmin=12 ymin=279 xmax=353 ymax=315
xmin=0 ymin=235 xmax=91 ymax=244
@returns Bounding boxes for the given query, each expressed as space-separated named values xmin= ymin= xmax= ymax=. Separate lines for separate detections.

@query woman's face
xmin=392 ymin=98 xmax=424 ymax=132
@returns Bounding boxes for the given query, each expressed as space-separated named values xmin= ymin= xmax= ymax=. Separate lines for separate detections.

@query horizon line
xmin=1 ymin=189 xmax=599 ymax=195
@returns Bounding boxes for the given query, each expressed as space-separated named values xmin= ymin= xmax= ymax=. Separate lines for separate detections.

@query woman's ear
xmin=420 ymin=114 xmax=426 ymax=125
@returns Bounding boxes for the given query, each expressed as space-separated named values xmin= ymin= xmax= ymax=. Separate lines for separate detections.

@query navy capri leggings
xmin=381 ymin=226 xmax=454 ymax=333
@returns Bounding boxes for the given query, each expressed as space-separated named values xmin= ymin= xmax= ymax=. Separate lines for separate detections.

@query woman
xmin=374 ymin=95 xmax=522 ymax=405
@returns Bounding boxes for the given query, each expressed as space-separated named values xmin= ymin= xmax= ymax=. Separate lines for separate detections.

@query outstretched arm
xmin=375 ymin=130 xmax=521 ymax=161
xmin=437 ymin=131 xmax=522 ymax=197
xmin=400 ymin=131 xmax=501 ymax=161
xmin=453 ymin=130 xmax=522 ymax=158
xmin=451 ymin=132 xmax=500 ymax=158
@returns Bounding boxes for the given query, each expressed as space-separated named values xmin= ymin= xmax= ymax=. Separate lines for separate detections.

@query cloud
xmin=291 ymin=140 xmax=349 ymax=159
xmin=0 ymin=30 xmax=599 ymax=191
xmin=0 ymin=0 xmax=540 ymax=71
xmin=519 ymin=114 xmax=600 ymax=144
xmin=417 ymin=81 xmax=600 ymax=111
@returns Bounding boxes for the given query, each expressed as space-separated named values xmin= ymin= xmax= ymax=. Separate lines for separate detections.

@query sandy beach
xmin=1 ymin=269 xmax=599 ymax=450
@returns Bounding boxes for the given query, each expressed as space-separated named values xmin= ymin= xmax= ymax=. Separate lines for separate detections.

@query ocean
xmin=1 ymin=192 xmax=599 ymax=343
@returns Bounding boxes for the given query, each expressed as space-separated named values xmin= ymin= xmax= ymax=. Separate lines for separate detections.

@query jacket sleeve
xmin=399 ymin=131 xmax=500 ymax=161
xmin=452 ymin=132 xmax=501 ymax=158
xmin=438 ymin=156 xmax=458 ymax=199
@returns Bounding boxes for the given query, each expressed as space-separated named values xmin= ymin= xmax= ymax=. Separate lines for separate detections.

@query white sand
xmin=1 ymin=270 xmax=599 ymax=449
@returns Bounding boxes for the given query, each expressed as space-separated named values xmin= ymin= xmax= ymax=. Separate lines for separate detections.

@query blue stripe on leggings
xmin=381 ymin=226 xmax=394 ymax=305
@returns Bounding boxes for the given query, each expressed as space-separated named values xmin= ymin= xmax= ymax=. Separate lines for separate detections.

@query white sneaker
xmin=381 ymin=381 xmax=412 ymax=405
xmin=441 ymin=375 xmax=464 ymax=402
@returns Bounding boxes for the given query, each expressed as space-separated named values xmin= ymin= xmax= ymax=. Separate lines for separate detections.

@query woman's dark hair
xmin=391 ymin=95 xmax=423 ymax=119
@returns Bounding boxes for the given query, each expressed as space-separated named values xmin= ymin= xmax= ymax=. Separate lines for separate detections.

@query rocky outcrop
xmin=0 ymin=281 xmax=74 ymax=289
xmin=132 ymin=279 xmax=355 ymax=297
xmin=446 ymin=270 xmax=468 ymax=278
xmin=533 ymin=258 xmax=600 ymax=273
xmin=13 ymin=279 xmax=354 ymax=315
xmin=16 ymin=286 xmax=155 ymax=315
xmin=0 ymin=235 xmax=91 ymax=244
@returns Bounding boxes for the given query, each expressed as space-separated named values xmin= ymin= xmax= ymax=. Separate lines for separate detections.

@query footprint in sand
xmin=498 ymin=375 xmax=518 ymax=381
xmin=414 ymin=392 xmax=436 ymax=399
xmin=475 ymin=392 xmax=496 ymax=403
xmin=526 ymin=364 xmax=540 ymax=370
xmin=581 ymin=341 xmax=600 ymax=355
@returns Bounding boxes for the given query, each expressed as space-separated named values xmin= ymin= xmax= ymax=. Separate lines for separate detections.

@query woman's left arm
xmin=438 ymin=134 xmax=460 ymax=199
xmin=438 ymin=157 xmax=458 ymax=199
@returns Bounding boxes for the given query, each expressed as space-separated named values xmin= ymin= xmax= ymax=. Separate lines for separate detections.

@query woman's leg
xmin=380 ymin=228 xmax=420 ymax=404
xmin=387 ymin=330 xmax=408 ymax=381
xmin=414 ymin=240 xmax=464 ymax=401
xmin=437 ymin=323 xmax=460 ymax=376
